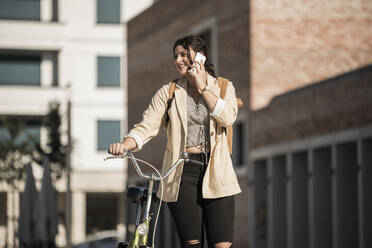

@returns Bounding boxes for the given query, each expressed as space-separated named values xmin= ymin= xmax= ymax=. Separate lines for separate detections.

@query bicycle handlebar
xmin=104 ymin=151 xmax=204 ymax=181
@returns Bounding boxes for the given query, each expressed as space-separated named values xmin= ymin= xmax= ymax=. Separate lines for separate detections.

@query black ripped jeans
xmin=167 ymin=154 xmax=235 ymax=247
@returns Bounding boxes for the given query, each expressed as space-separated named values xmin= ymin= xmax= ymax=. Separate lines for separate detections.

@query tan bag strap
xmin=164 ymin=82 xmax=178 ymax=124
xmin=169 ymin=82 xmax=177 ymax=99
xmin=217 ymin=77 xmax=228 ymax=99
xmin=227 ymin=126 xmax=233 ymax=154
xmin=218 ymin=77 xmax=243 ymax=108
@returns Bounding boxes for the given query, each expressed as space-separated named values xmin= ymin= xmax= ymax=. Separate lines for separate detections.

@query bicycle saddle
xmin=127 ymin=186 xmax=158 ymax=203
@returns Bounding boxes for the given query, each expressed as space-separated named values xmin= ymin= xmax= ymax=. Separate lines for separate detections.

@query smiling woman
xmin=108 ymin=35 xmax=240 ymax=248
xmin=173 ymin=36 xmax=216 ymax=79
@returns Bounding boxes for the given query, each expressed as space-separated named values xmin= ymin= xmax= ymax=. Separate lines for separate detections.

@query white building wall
xmin=0 ymin=0 xmax=154 ymax=246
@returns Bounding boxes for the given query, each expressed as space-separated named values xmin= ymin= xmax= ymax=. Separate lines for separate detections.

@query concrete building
xmin=0 ymin=0 xmax=153 ymax=247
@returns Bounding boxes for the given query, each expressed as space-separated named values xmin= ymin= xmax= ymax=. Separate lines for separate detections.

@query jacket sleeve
xmin=210 ymin=80 xmax=238 ymax=127
xmin=126 ymin=84 xmax=169 ymax=151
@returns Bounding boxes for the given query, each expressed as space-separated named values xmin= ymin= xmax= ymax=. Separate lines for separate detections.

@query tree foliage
xmin=0 ymin=101 xmax=67 ymax=185
xmin=0 ymin=117 xmax=33 ymax=188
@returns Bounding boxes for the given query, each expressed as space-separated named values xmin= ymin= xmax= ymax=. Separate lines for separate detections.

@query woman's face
xmin=174 ymin=45 xmax=196 ymax=75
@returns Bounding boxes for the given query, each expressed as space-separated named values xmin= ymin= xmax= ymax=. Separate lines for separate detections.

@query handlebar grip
xmin=184 ymin=158 xmax=205 ymax=166
xmin=180 ymin=152 xmax=208 ymax=166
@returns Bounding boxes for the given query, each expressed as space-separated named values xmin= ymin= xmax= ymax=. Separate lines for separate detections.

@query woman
xmin=109 ymin=35 xmax=241 ymax=248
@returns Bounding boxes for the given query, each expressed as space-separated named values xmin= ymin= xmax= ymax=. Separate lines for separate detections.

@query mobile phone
xmin=191 ymin=52 xmax=206 ymax=72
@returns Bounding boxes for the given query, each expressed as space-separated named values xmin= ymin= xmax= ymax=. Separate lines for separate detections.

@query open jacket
xmin=126 ymin=74 xmax=241 ymax=202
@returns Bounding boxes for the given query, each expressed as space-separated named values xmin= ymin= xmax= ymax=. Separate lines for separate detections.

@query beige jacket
xmin=127 ymin=74 xmax=241 ymax=202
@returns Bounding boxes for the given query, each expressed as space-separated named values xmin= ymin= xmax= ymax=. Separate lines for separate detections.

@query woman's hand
xmin=189 ymin=61 xmax=207 ymax=94
xmin=108 ymin=142 xmax=127 ymax=156
xmin=108 ymin=137 xmax=137 ymax=155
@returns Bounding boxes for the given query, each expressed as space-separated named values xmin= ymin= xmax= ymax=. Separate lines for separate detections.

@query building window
xmin=0 ymin=0 xmax=58 ymax=22
xmin=254 ymin=159 xmax=268 ymax=246
xmin=96 ymin=0 xmax=120 ymax=24
xmin=0 ymin=192 xmax=6 ymax=247
xmin=198 ymin=29 xmax=212 ymax=56
xmin=0 ymin=55 xmax=41 ymax=86
xmin=196 ymin=28 xmax=215 ymax=67
xmin=232 ymin=121 xmax=245 ymax=168
xmin=97 ymin=56 xmax=120 ymax=87
xmin=191 ymin=18 xmax=218 ymax=72
xmin=0 ymin=51 xmax=58 ymax=87
xmin=97 ymin=120 xmax=120 ymax=151
xmin=0 ymin=0 xmax=41 ymax=21
xmin=0 ymin=192 xmax=6 ymax=226
xmin=86 ymin=193 xmax=119 ymax=234
xmin=0 ymin=116 xmax=41 ymax=149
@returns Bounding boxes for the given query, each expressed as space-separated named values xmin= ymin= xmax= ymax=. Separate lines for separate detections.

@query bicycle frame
xmin=104 ymin=151 xmax=203 ymax=248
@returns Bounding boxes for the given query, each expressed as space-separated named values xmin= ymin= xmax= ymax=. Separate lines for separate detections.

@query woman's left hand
xmin=189 ymin=61 xmax=207 ymax=94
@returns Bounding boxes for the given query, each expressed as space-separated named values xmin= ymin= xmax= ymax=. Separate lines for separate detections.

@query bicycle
xmin=104 ymin=150 xmax=203 ymax=248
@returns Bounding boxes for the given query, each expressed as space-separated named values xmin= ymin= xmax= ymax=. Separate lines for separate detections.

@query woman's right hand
xmin=108 ymin=142 xmax=127 ymax=156
xmin=108 ymin=137 xmax=137 ymax=155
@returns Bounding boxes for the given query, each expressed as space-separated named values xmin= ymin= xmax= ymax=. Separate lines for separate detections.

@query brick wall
xmin=251 ymin=65 xmax=372 ymax=148
xmin=251 ymin=0 xmax=372 ymax=110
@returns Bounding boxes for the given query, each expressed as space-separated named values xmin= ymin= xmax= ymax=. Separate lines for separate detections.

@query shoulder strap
xmin=217 ymin=77 xmax=228 ymax=99
xmin=168 ymin=82 xmax=177 ymax=100
xmin=164 ymin=81 xmax=178 ymax=124
xmin=218 ymin=77 xmax=244 ymax=108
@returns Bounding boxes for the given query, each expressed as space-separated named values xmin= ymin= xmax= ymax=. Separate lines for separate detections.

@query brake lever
xmin=103 ymin=152 xmax=128 ymax=161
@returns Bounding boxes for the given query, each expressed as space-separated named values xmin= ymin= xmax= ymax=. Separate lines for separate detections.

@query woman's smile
xmin=174 ymin=45 xmax=196 ymax=75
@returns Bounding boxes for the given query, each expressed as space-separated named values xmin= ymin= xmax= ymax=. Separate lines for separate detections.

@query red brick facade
xmin=251 ymin=65 xmax=372 ymax=149
xmin=251 ymin=0 xmax=372 ymax=109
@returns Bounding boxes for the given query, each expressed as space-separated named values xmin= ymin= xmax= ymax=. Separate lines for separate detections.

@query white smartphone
xmin=191 ymin=52 xmax=206 ymax=72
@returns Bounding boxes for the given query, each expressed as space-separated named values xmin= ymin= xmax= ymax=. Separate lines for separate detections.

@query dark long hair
xmin=173 ymin=35 xmax=216 ymax=77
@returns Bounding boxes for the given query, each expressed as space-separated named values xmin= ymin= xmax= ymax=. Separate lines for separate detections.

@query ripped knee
xmin=184 ymin=239 xmax=201 ymax=247
xmin=214 ymin=241 xmax=232 ymax=248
